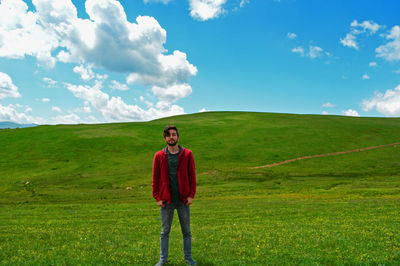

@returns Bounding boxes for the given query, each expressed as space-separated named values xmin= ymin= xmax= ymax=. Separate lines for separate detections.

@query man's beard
xmin=167 ymin=140 xmax=178 ymax=146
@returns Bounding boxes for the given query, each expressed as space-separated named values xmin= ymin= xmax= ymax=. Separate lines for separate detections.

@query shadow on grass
xmin=164 ymin=259 xmax=215 ymax=266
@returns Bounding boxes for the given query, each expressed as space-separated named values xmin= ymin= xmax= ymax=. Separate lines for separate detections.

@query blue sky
xmin=0 ymin=0 xmax=399 ymax=124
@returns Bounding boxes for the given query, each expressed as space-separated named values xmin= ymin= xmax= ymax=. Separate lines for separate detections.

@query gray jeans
xmin=159 ymin=200 xmax=192 ymax=262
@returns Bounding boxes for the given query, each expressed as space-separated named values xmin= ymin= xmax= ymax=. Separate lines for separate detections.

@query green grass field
xmin=1 ymin=111 xmax=400 ymax=265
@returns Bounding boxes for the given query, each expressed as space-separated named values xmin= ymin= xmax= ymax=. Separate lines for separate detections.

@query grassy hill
xmin=1 ymin=111 xmax=400 ymax=265
xmin=1 ymin=111 xmax=400 ymax=204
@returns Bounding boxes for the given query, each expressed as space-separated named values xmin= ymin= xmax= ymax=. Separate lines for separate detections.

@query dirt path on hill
xmin=249 ymin=141 xmax=400 ymax=169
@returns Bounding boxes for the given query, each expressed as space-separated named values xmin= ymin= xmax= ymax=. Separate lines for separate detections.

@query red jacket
xmin=152 ymin=146 xmax=196 ymax=204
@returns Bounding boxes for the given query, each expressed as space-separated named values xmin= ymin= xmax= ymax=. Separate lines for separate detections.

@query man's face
xmin=164 ymin=129 xmax=179 ymax=147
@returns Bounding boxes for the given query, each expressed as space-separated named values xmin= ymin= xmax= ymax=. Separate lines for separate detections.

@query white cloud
xmin=322 ymin=102 xmax=335 ymax=108
xmin=25 ymin=106 xmax=32 ymax=112
xmin=43 ymin=77 xmax=57 ymax=87
xmin=128 ymin=50 xmax=197 ymax=86
xmin=152 ymin=83 xmax=192 ymax=103
xmin=73 ymin=105 xmax=91 ymax=113
xmin=96 ymin=73 xmax=108 ymax=80
xmin=12 ymin=103 xmax=23 ymax=109
xmin=340 ymin=33 xmax=358 ymax=49
xmin=287 ymin=32 xmax=297 ymax=39
xmin=0 ymin=103 xmax=44 ymax=124
xmin=342 ymin=109 xmax=360 ymax=117
xmin=362 ymin=84 xmax=400 ymax=116
xmin=52 ymin=106 xmax=63 ymax=113
xmin=369 ymin=61 xmax=377 ymax=67
xmin=340 ymin=20 xmax=382 ymax=50
xmin=351 ymin=20 xmax=381 ymax=34
xmin=322 ymin=111 xmax=329 ymax=115
xmin=240 ymin=0 xmax=250 ymax=8
xmin=140 ymin=96 xmax=154 ymax=108
xmin=376 ymin=25 xmax=400 ymax=61
xmin=43 ymin=109 xmax=98 ymax=125
xmin=292 ymin=46 xmax=304 ymax=56
xmin=53 ymin=113 xmax=81 ymax=124
xmin=0 ymin=0 xmax=65 ymax=67
xmin=308 ymin=45 xmax=323 ymax=59
xmin=110 ymin=80 xmax=129 ymax=91
xmin=65 ymin=81 xmax=185 ymax=122
xmin=0 ymin=0 xmax=68 ymax=67
xmin=0 ymin=0 xmax=197 ymax=123
xmin=65 ymin=1 xmax=198 ymax=86
xmin=189 ymin=0 xmax=227 ymax=21
xmin=42 ymin=98 xmax=50 ymax=102
xmin=87 ymin=115 xmax=99 ymax=123
xmin=66 ymin=81 xmax=144 ymax=121
xmin=73 ymin=65 xmax=95 ymax=81
xmin=292 ymin=45 xmax=324 ymax=59
xmin=0 ymin=0 xmax=197 ymax=107
xmin=0 ymin=72 xmax=21 ymax=100
xmin=362 ymin=74 xmax=370 ymax=80
xmin=199 ymin=108 xmax=208 ymax=112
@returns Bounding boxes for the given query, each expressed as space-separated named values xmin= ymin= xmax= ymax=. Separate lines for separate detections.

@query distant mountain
xmin=0 ymin=121 xmax=38 ymax=129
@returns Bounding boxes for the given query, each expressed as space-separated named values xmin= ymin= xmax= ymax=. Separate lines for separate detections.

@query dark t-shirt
xmin=165 ymin=146 xmax=182 ymax=203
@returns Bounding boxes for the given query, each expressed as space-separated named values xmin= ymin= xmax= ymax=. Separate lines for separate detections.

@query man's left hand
xmin=186 ymin=197 xmax=193 ymax=206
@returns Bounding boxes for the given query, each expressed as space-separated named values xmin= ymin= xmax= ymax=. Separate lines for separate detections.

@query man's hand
xmin=157 ymin=200 xmax=165 ymax=208
xmin=185 ymin=197 xmax=193 ymax=206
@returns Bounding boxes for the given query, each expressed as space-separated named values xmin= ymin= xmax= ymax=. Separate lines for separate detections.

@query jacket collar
xmin=162 ymin=145 xmax=184 ymax=155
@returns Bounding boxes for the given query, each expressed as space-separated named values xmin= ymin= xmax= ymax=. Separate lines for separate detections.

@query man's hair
xmin=163 ymin=125 xmax=179 ymax=137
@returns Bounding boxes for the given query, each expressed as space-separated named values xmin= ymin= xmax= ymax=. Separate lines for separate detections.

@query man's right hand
xmin=157 ymin=200 xmax=165 ymax=207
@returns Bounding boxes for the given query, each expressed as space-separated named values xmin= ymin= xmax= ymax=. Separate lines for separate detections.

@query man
xmin=152 ymin=125 xmax=197 ymax=266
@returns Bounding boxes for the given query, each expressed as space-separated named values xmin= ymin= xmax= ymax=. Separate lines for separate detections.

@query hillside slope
xmin=1 ymin=111 xmax=400 ymax=204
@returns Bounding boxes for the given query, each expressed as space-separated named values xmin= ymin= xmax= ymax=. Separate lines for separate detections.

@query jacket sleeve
xmin=152 ymin=153 xmax=161 ymax=202
xmin=188 ymin=151 xmax=196 ymax=198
